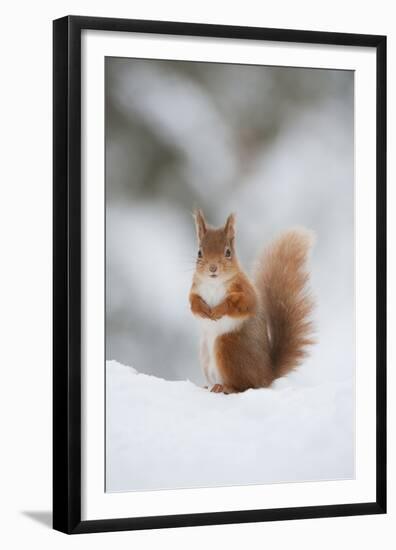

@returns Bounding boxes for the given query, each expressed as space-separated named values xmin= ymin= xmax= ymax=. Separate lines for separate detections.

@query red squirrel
xmin=189 ymin=210 xmax=315 ymax=394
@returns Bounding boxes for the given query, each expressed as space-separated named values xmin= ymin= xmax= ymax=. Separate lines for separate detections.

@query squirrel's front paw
xmin=199 ymin=308 xmax=212 ymax=319
xmin=210 ymin=304 xmax=226 ymax=321
xmin=210 ymin=311 xmax=223 ymax=321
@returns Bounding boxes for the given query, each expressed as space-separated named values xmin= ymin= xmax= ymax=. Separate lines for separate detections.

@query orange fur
xmin=211 ymin=276 xmax=258 ymax=320
xmin=189 ymin=211 xmax=315 ymax=393
xmin=254 ymin=229 xmax=315 ymax=379
xmin=190 ymin=293 xmax=212 ymax=319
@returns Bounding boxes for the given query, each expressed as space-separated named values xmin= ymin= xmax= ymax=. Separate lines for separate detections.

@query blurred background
xmin=105 ymin=57 xmax=354 ymax=386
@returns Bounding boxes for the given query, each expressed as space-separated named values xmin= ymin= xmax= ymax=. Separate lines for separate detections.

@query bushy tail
xmin=255 ymin=228 xmax=315 ymax=379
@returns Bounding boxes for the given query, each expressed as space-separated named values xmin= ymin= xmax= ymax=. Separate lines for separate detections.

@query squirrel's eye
xmin=225 ymin=248 xmax=231 ymax=258
xmin=197 ymin=249 xmax=202 ymax=259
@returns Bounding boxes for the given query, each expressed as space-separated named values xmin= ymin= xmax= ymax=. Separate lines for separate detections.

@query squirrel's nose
xmin=209 ymin=264 xmax=218 ymax=273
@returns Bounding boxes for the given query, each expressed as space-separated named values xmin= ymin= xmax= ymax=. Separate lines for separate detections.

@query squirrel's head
xmin=193 ymin=209 xmax=239 ymax=281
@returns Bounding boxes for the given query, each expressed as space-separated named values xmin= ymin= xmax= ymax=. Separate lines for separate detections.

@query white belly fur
xmin=196 ymin=279 xmax=243 ymax=385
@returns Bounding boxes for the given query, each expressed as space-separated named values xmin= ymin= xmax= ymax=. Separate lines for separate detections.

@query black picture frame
xmin=53 ymin=15 xmax=387 ymax=534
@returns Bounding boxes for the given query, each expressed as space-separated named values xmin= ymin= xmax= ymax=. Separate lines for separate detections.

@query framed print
xmin=53 ymin=16 xmax=386 ymax=534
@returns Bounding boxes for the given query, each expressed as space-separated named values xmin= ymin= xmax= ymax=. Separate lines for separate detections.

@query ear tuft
xmin=224 ymin=213 xmax=236 ymax=240
xmin=193 ymin=209 xmax=207 ymax=241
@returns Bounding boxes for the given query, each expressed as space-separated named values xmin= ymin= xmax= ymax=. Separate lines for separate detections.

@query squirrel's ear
xmin=193 ymin=209 xmax=207 ymax=241
xmin=224 ymin=213 xmax=236 ymax=240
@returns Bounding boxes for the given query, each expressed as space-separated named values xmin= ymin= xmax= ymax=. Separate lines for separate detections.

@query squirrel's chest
xmin=195 ymin=279 xmax=243 ymax=336
xmin=196 ymin=279 xmax=226 ymax=308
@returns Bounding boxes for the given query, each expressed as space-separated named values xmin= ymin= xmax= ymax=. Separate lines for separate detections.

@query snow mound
xmin=106 ymin=360 xmax=354 ymax=492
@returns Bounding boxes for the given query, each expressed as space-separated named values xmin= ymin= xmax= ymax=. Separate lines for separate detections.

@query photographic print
xmin=53 ymin=16 xmax=386 ymax=533
xmin=105 ymin=57 xmax=355 ymax=493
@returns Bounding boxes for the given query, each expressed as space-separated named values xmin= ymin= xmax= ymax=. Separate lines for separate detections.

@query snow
xmin=106 ymin=360 xmax=354 ymax=493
